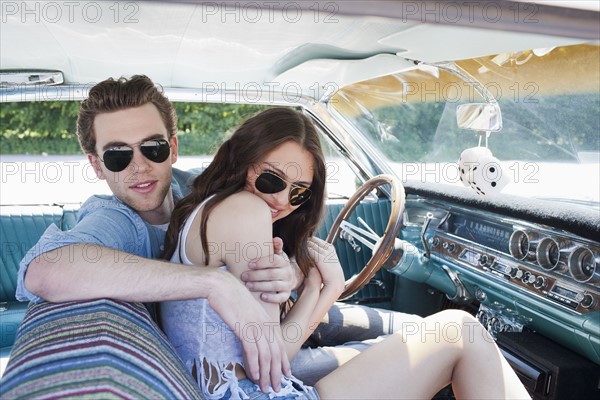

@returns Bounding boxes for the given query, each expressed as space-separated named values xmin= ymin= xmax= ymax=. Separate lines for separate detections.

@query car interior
xmin=1 ymin=1 xmax=599 ymax=399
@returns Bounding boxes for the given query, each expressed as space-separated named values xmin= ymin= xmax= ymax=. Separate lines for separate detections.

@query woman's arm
xmin=280 ymin=237 xmax=345 ymax=359
xmin=183 ymin=192 xmax=275 ymax=282
xmin=183 ymin=191 xmax=290 ymax=392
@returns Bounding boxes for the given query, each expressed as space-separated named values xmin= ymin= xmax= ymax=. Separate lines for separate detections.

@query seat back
xmin=0 ymin=205 xmax=79 ymax=303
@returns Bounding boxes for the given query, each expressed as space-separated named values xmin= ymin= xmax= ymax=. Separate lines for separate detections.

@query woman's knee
xmin=418 ymin=309 xmax=491 ymax=346
xmin=430 ymin=309 xmax=482 ymax=329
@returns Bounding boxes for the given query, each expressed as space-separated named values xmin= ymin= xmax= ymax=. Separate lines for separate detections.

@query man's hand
xmin=208 ymin=269 xmax=291 ymax=392
xmin=241 ymin=237 xmax=302 ymax=303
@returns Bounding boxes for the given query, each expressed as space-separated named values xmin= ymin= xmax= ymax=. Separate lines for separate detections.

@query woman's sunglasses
xmin=99 ymin=138 xmax=171 ymax=172
xmin=255 ymin=170 xmax=312 ymax=207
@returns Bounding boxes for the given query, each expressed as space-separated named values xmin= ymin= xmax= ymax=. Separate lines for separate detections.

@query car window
xmin=1 ymin=103 xmax=357 ymax=204
xmin=331 ymin=43 xmax=600 ymax=208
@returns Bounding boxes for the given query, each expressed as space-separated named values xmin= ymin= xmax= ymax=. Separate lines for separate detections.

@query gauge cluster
xmin=440 ymin=213 xmax=513 ymax=253
xmin=509 ymin=229 xmax=599 ymax=286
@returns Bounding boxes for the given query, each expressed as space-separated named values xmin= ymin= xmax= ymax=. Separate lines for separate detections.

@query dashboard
xmin=437 ymin=211 xmax=599 ymax=314
xmin=399 ymin=193 xmax=600 ymax=366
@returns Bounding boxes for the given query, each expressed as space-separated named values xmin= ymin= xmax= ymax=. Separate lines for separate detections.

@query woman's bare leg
xmin=292 ymin=305 xmax=424 ymax=385
xmin=314 ymin=309 xmax=530 ymax=400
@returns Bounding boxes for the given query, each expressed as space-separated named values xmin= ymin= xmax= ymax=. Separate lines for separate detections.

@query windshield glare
xmin=332 ymin=44 xmax=600 ymax=207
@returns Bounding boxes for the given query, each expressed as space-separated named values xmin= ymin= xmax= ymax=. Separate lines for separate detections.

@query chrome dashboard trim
xmin=406 ymin=195 xmax=600 ymax=318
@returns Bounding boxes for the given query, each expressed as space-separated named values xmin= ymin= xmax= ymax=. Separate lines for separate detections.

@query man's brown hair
xmin=77 ymin=75 xmax=177 ymax=154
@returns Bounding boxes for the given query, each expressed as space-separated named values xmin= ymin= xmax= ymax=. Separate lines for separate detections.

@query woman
xmin=161 ymin=108 xmax=530 ymax=399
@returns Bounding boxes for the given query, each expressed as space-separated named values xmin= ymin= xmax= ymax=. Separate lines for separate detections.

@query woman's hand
xmin=307 ymin=237 xmax=345 ymax=295
xmin=278 ymin=238 xmax=345 ymax=360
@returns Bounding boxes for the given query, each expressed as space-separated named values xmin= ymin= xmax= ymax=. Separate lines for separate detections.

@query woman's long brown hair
xmin=163 ymin=107 xmax=327 ymax=278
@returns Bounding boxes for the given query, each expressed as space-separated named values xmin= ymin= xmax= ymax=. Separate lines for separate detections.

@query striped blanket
xmin=0 ymin=299 xmax=203 ymax=399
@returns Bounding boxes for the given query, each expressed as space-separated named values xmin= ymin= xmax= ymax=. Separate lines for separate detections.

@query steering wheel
xmin=326 ymin=174 xmax=406 ymax=300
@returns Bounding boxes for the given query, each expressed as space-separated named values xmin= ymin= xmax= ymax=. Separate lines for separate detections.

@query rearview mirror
xmin=456 ymin=103 xmax=502 ymax=132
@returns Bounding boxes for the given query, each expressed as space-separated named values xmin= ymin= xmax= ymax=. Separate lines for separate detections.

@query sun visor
xmin=271 ymin=54 xmax=415 ymax=102
xmin=382 ymin=23 xmax=587 ymax=63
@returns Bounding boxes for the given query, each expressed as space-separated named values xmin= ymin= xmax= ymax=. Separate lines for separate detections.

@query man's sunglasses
xmin=99 ymin=138 xmax=171 ymax=172
xmin=255 ymin=170 xmax=312 ymax=207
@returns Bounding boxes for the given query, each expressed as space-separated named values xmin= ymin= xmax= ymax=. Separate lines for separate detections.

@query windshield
xmin=331 ymin=44 xmax=599 ymax=208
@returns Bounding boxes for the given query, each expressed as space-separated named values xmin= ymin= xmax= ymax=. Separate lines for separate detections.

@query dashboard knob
xmin=476 ymin=310 xmax=490 ymax=326
xmin=475 ymin=288 xmax=487 ymax=302
xmin=488 ymin=317 xmax=501 ymax=334
xmin=521 ymin=271 xmax=536 ymax=284
xmin=430 ymin=237 xmax=441 ymax=248
xmin=533 ymin=276 xmax=547 ymax=289
xmin=501 ymin=265 xmax=513 ymax=275
xmin=509 ymin=267 xmax=523 ymax=279
xmin=576 ymin=293 xmax=596 ymax=309
xmin=447 ymin=243 xmax=457 ymax=254
xmin=479 ymin=255 xmax=490 ymax=267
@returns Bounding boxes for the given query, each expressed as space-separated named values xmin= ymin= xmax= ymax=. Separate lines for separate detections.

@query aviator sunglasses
xmin=99 ymin=138 xmax=171 ymax=172
xmin=255 ymin=170 xmax=312 ymax=207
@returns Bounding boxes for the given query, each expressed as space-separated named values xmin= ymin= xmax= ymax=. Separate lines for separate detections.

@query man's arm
xmin=19 ymin=195 xmax=295 ymax=303
xmin=25 ymin=241 xmax=297 ymax=304
xmin=25 ymin=251 xmax=291 ymax=390
xmin=25 ymin=245 xmax=215 ymax=302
